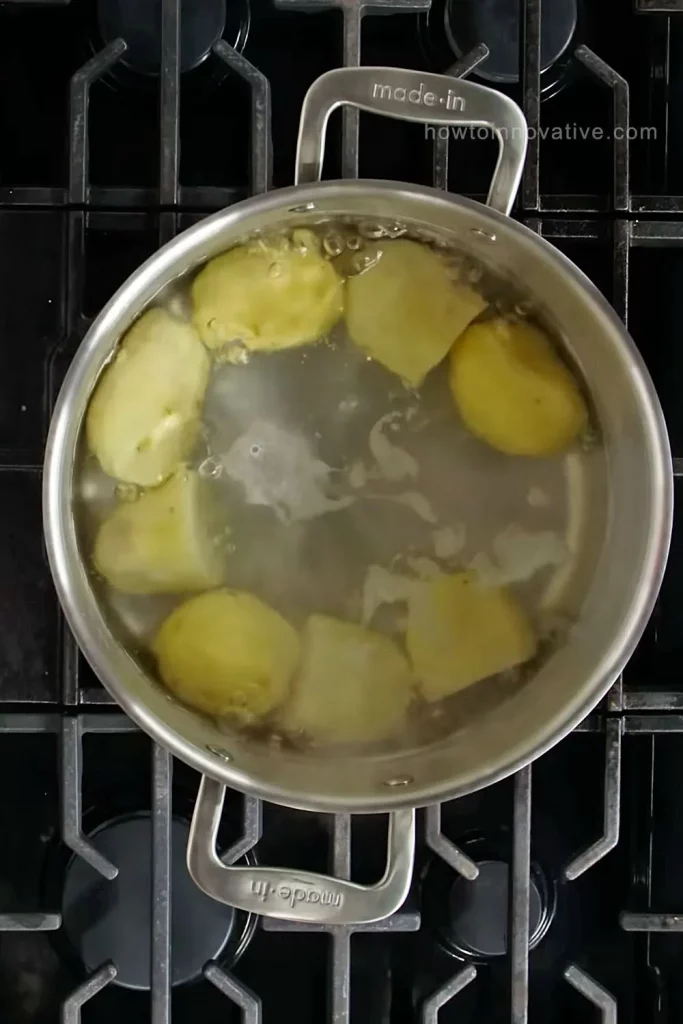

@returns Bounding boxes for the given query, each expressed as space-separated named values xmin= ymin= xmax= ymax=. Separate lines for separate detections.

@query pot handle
xmin=187 ymin=776 xmax=415 ymax=924
xmin=295 ymin=66 xmax=527 ymax=215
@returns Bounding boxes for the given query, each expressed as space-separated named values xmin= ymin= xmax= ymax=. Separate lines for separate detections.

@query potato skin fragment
xmin=449 ymin=317 xmax=588 ymax=456
xmin=406 ymin=572 xmax=536 ymax=702
xmin=345 ymin=239 xmax=487 ymax=386
xmin=86 ymin=307 xmax=210 ymax=487
xmin=191 ymin=231 xmax=344 ymax=352
xmin=281 ymin=614 xmax=413 ymax=744
xmin=92 ymin=468 xmax=221 ymax=595
xmin=152 ymin=589 xmax=300 ymax=722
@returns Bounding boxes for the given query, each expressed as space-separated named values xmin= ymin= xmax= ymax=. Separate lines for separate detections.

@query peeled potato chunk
xmin=152 ymin=590 xmax=300 ymax=721
xmin=86 ymin=307 xmax=210 ymax=486
xmin=191 ymin=230 xmax=344 ymax=352
xmin=281 ymin=614 xmax=413 ymax=744
xmin=449 ymin=317 xmax=588 ymax=456
xmin=93 ymin=468 xmax=221 ymax=595
xmin=406 ymin=572 xmax=536 ymax=702
xmin=345 ymin=239 xmax=487 ymax=386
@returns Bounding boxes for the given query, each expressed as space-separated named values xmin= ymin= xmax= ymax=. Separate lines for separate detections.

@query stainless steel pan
xmin=43 ymin=66 xmax=672 ymax=927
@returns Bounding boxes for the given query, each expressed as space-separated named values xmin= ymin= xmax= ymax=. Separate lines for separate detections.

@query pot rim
xmin=43 ymin=179 xmax=673 ymax=813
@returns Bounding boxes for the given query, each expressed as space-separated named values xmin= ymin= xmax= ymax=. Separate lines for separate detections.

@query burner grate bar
xmin=425 ymin=803 xmax=478 ymax=881
xmin=61 ymin=961 xmax=118 ymax=1024
xmin=620 ymin=912 xmax=683 ymax=931
xmin=221 ymin=794 xmax=262 ymax=865
xmin=204 ymin=961 xmax=262 ymax=1023
xmin=61 ymin=716 xmax=118 ymax=880
xmin=564 ymin=964 xmax=617 ymax=1024
xmin=624 ymin=715 xmax=683 ymax=733
xmin=574 ymin=46 xmax=630 ymax=212
xmin=151 ymin=744 xmax=173 ymax=1024
xmin=213 ymin=41 xmax=273 ymax=195
xmin=0 ymin=913 xmax=62 ymax=931
xmin=521 ymin=0 xmax=541 ymax=211
xmin=434 ymin=46 xmax=490 ymax=192
xmin=564 ymin=718 xmax=622 ymax=880
xmin=69 ymin=40 xmax=128 ymax=206
xmin=421 ymin=964 xmax=477 ymax=1024
xmin=159 ymin=0 xmax=181 ymax=214
xmin=510 ymin=765 xmax=531 ymax=1024
xmin=262 ymin=813 xmax=420 ymax=1022
xmin=275 ymin=0 xmax=428 ymax=181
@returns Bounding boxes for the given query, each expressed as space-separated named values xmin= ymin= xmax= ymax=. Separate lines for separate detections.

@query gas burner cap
xmin=62 ymin=815 xmax=243 ymax=990
xmin=447 ymin=859 xmax=546 ymax=959
xmin=445 ymin=0 xmax=577 ymax=85
xmin=97 ymin=0 xmax=227 ymax=75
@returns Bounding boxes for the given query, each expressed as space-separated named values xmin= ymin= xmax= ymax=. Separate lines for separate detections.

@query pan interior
xmin=74 ymin=213 xmax=607 ymax=770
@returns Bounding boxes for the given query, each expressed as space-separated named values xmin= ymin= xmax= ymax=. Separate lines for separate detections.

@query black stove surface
xmin=1 ymin=1 xmax=683 ymax=1021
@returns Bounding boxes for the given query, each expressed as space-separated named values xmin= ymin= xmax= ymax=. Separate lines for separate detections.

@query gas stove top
xmin=1 ymin=1 xmax=683 ymax=1021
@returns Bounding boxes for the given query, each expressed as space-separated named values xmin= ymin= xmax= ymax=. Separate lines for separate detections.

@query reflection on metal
xmin=425 ymin=803 xmax=479 ymax=881
xmin=275 ymin=0 xmax=429 ymax=180
xmin=0 ymin=913 xmax=61 ymax=931
xmin=511 ymin=766 xmax=532 ymax=1024
xmin=151 ymin=745 xmax=172 ymax=1024
xmin=620 ymin=911 xmax=683 ymax=931
xmin=575 ymin=46 xmax=630 ymax=211
xmin=565 ymin=718 xmax=622 ymax=880
xmin=204 ymin=962 xmax=262 ymax=1024
xmin=421 ymin=964 xmax=477 ymax=1023
xmin=263 ymin=813 xmax=420 ymax=1024
xmin=61 ymin=717 xmax=118 ymax=880
xmin=564 ymin=964 xmax=617 ymax=1024
xmin=434 ymin=45 xmax=490 ymax=192
xmin=213 ymin=40 xmax=273 ymax=195
xmin=61 ymin=962 xmax=118 ymax=1024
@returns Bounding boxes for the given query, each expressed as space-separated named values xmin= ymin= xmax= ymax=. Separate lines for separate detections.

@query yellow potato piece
xmin=449 ymin=317 xmax=588 ymax=456
xmin=152 ymin=590 xmax=300 ymax=721
xmin=281 ymin=615 xmax=413 ymax=744
xmin=191 ymin=230 xmax=344 ymax=352
xmin=345 ymin=239 xmax=487 ymax=386
xmin=406 ymin=572 xmax=536 ymax=702
xmin=93 ymin=468 xmax=221 ymax=595
xmin=86 ymin=308 xmax=210 ymax=486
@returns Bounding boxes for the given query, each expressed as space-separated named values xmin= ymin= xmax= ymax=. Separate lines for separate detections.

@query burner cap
xmin=62 ymin=815 xmax=237 ymax=989
xmin=98 ymin=0 xmax=226 ymax=75
xmin=447 ymin=859 xmax=544 ymax=959
xmin=445 ymin=0 xmax=577 ymax=84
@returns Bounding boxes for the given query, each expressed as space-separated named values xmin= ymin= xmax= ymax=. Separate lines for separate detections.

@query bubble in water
xmin=323 ymin=232 xmax=344 ymax=258
xmin=386 ymin=222 xmax=407 ymax=239
xmin=115 ymin=483 xmax=140 ymax=503
xmin=199 ymin=456 xmax=223 ymax=479
xmin=346 ymin=235 xmax=363 ymax=251
xmin=250 ymin=444 xmax=263 ymax=457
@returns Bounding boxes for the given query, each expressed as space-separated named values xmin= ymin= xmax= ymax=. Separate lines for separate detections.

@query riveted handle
xmin=187 ymin=776 xmax=415 ymax=925
xmin=295 ymin=66 xmax=527 ymax=214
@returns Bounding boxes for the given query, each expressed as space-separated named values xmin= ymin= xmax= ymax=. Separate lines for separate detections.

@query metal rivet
xmin=290 ymin=202 xmax=316 ymax=213
xmin=470 ymin=227 xmax=497 ymax=242
xmin=383 ymin=775 xmax=414 ymax=788
xmin=206 ymin=745 xmax=233 ymax=763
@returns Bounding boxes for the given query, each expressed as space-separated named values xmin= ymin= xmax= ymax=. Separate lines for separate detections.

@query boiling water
xmin=76 ymin=220 xmax=607 ymax=750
